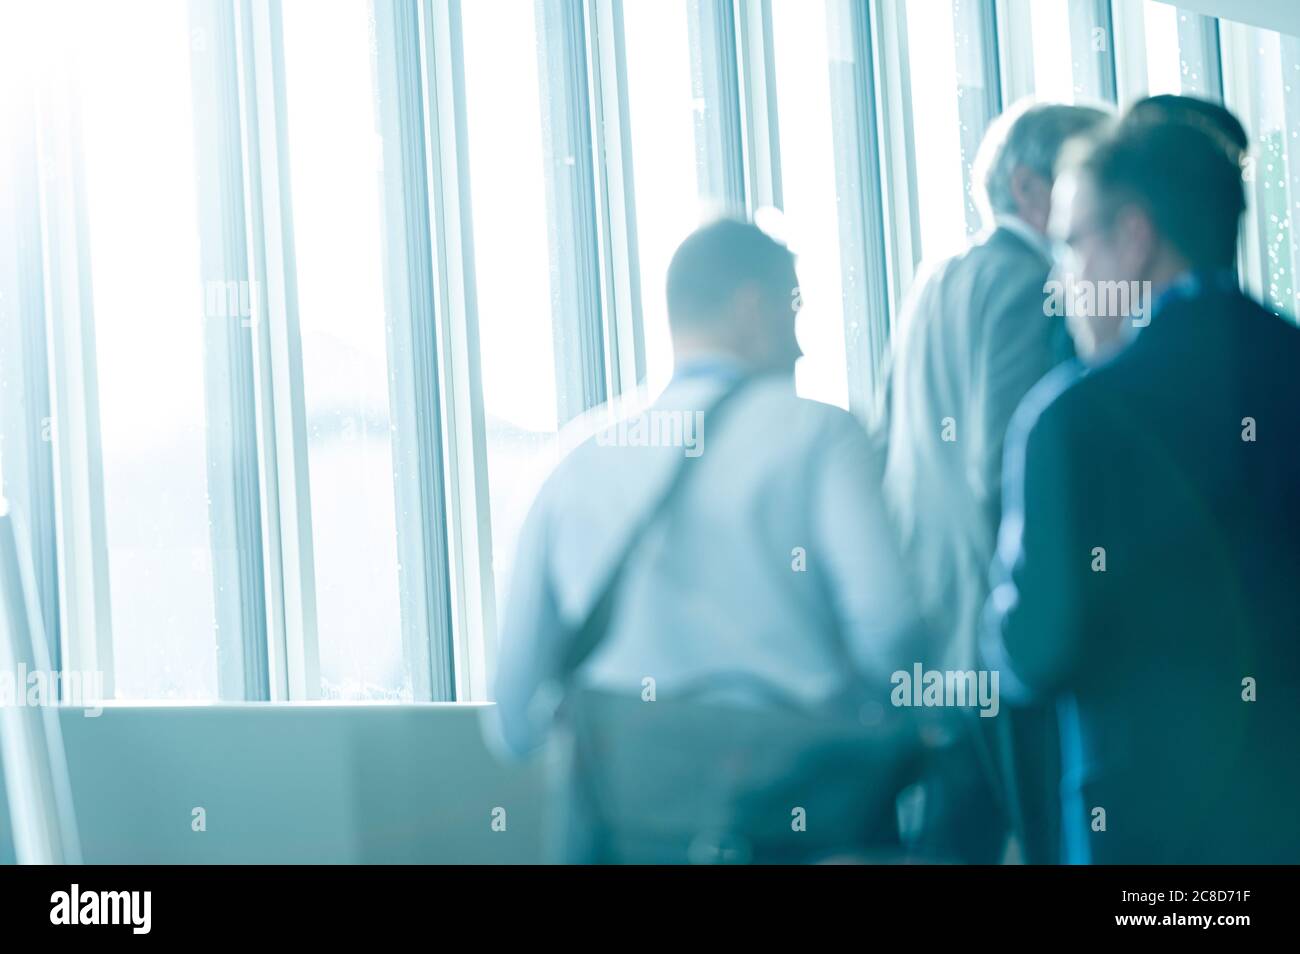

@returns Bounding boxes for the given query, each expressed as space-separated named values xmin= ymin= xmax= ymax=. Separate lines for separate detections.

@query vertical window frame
xmin=0 ymin=71 xmax=62 ymax=680
xmin=736 ymin=0 xmax=784 ymax=212
xmin=689 ymin=0 xmax=748 ymax=215
xmin=34 ymin=40 xmax=116 ymax=696
xmin=418 ymin=0 xmax=497 ymax=701
xmin=371 ymin=0 xmax=459 ymax=701
xmin=1070 ymin=0 xmax=1119 ymax=104
xmin=234 ymin=0 xmax=322 ymax=700
xmin=535 ymin=0 xmax=612 ymax=417
xmin=584 ymin=0 xmax=645 ymax=399
xmin=189 ymin=0 xmax=271 ymax=702
xmin=825 ymin=0 xmax=900 ymax=411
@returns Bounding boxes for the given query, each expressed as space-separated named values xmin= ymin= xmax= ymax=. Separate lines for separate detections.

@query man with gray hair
xmin=878 ymin=100 xmax=1110 ymax=863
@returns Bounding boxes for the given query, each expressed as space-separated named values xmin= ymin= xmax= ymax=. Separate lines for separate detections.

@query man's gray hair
xmin=974 ymin=99 xmax=1112 ymax=224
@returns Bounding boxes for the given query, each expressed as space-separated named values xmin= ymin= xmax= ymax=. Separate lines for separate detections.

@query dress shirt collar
xmin=671 ymin=353 xmax=749 ymax=385
xmin=1149 ymin=267 xmax=1240 ymax=321
xmin=993 ymin=213 xmax=1054 ymax=265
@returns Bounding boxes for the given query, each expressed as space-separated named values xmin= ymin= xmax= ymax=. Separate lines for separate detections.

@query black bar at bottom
xmin=0 ymin=864 xmax=1287 ymax=940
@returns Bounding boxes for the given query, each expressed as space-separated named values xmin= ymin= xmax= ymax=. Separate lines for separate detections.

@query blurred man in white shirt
xmin=491 ymin=219 xmax=924 ymax=760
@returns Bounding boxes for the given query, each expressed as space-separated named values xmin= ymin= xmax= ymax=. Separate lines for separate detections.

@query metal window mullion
xmin=189 ymin=0 xmax=270 ymax=702
xmin=1177 ymin=11 xmax=1223 ymax=101
xmin=371 ymin=0 xmax=457 ymax=702
xmin=734 ymin=0 xmax=782 ymax=213
xmin=237 ymin=0 xmax=321 ymax=701
xmin=0 ymin=81 xmax=61 ymax=678
xmin=1218 ymin=20 xmax=1264 ymax=303
xmin=536 ymin=0 xmax=608 ymax=420
xmin=34 ymin=64 xmax=114 ymax=695
xmin=420 ymin=0 xmax=496 ymax=701
xmin=995 ymin=0 xmax=1035 ymax=106
xmin=232 ymin=0 xmax=287 ymax=702
xmin=1280 ymin=34 xmax=1300 ymax=322
xmin=953 ymin=0 xmax=1003 ymax=234
xmin=1110 ymin=0 xmax=1149 ymax=103
xmin=688 ymin=0 xmax=747 ymax=214
xmin=585 ymin=0 xmax=644 ymax=398
xmin=1069 ymin=0 xmax=1118 ymax=103
xmin=823 ymin=0 xmax=894 ymax=417
xmin=0 ymin=510 xmax=81 ymax=863
xmin=870 ymin=0 xmax=920 ymax=308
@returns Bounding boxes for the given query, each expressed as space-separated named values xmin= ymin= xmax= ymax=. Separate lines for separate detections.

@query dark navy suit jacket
xmin=984 ymin=278 xmax=1300 ymax=864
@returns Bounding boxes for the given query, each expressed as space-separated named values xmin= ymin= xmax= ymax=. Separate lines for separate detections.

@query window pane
xmin=624 ymin=0 xmax=715 ymax=396
xmin=461 ymin=0 xmax=561 ymax=608
xmin=74 ymin=0 xmax=217 ymax=699
xmin=282 ymin=0 xmax=407 ymax=699
xmin=1173 ymin=11 xmax=1219 ymax=97
xmin=1029 ymin=0 xmax=1076 ymax=102
xmin=904 ymin=0 xmax=968 ymax=264
xmin=771 ymin=0 xmax=849 ymax=409
xmin=1229 ymin=24 xmax=1300 ymax=319
xmin=1143 ymin=0 xmax=1183 ymax=96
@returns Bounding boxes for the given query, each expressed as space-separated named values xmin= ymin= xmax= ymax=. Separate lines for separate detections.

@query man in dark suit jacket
xmin=983 ymin=120 xmax=1300 ymax=863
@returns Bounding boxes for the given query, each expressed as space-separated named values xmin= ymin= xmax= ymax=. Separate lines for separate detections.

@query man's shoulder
xmin=1008 ymin=359 xmax=1091 ymax=443
xmin=548 ymin=374 xmax=865 ymax=469
xmin=760 ymin=380 xmax=871 ymax=438
xmin=1114 ymin=288 xmax=1300 ymax=382
xmin=949 ymin=226 xmax=1050 ymax=281
xmin=903 ymin=229 xmax=1050 ymax=331
xmin=1232 ymin=295 xmax=1300 ymax=359
xmin=685 ymin=377 xmax=872 ymax=458
xmin=1014 ymin=349 xmax=1160 ymax=453
xmin=528 ymin=376 xmax=870 ymax=527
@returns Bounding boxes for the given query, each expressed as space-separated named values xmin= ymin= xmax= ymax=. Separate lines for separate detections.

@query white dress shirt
xmin=489 ymin=360 xmax=923 ymax=757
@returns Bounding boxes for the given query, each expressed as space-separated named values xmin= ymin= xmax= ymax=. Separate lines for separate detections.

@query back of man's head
xmin=1122 ymin=94 xmax=1249 ymax=166
xmin=666 ymin=218 xmax=800 ymax=371
xmin=1081 ymin=120 xmax=1245 ymax=271
xmin=975 ymin=100 xmax=1113 ymax=225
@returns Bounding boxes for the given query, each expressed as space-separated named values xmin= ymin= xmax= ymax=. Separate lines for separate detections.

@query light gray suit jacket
xmin=880 ymin=224 xmax=1066 ymax=671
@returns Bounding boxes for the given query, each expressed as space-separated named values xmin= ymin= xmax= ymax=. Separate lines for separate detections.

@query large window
xmin=75 ymin=0 xmax=217 ymax=700
xmin=18 ymin=0 xmax=1300 ymax=703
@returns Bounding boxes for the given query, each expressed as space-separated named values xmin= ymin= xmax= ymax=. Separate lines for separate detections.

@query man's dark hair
xmin=1122 ymin=94 xmax=1249 ymax=164
xmin=1081 ymin=120 xmax=1245 ymax=270
xmin=666 ymin=218 xmax=796 ymax=329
